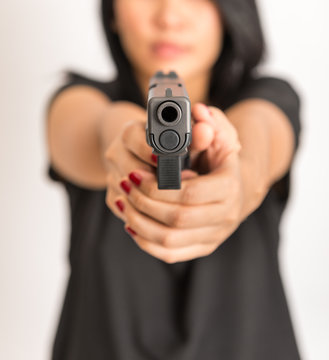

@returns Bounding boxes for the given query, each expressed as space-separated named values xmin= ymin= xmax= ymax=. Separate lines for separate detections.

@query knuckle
xmin=170 ymin=207 xmax=187 ymax=228
xmin=226 ymin=209 xmax=239 ymax=226
xmin=163 ymin=252 xmax=177 ymax=264
xmin=106 ymin=174 xmax=117 ymax=194
xmin=121 ymin=127 xmax=129 ymax=145
xmin=104 ymin=147 xmax=115 ymax=162
xmin=105 ymin=190 xmax=117 ymax=213
xmin=105 ymin=191 xmax=112 ymax=209
xmin=203 ymin=247 xmax=214 ymax=257
xmin=230 ymin=124 xmax=238 ymax=138
xmin=256 ymin=180 xmax=267 ymax=198
xmin=121 ymin=121 xmax=134 ymax=144
xmin=232 ymin=139 xmax=240 ymax=151
xmin=233 ymin=135 xmax=241 ymax=153
xmin=133 ymin=192 xmax=145 ymax=210
xmin=206 ymin=243 xmax=219 ymax=256
xmin=147 ymin=183 xmax=158 ymax=199
xmin=181 ymin=183 xmax=196 ymax=204
xmin=106 ymin=172 xmax=114 ymax=185
xmin=161 ymin=231 xmax=175 ymax=248
xmin=253 ymin=182 xmax=267 ymax=208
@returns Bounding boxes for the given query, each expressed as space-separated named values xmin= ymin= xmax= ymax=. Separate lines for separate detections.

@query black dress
xmin=47 ymin=73 xmax=302 ymax=360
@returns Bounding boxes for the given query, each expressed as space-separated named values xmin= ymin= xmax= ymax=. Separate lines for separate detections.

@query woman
xmin=46 ymin=0 xmax=302 ymax=359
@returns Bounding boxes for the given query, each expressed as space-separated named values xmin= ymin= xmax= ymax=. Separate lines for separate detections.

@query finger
xmin=192 ymin=103 xmax=216 ymax=126
xmin=105 ymin=164 xmax=136 ymax=222
xmin=128 ymin=233 xmax=219 ymax=263
xmin=124 ymin=182 xmax=232 ymax=229
xmin=193 ymin=103 xmax=241 ymax=155
xmin=121 ymin=120 xmax=157 ymax=167
xmin=105 ymin=140 xmax=154 ymax=180
xmin=191 ymin=121 xmax=214 ymax=150
xmin=181 ymin=169 xmax=199 ymax=180
xmin=118 ymin=195 xmax=222 ymax=248
xmin=189 ymin=122 xmax=214 ymax=167
xmin=189 ymin=103 xmax=215 ymax=165
xmin=105 ymin=187 xmax=127 ymax=223
xmin=126 ymin=166 xmax=235 ymax=205
xmin=208 ymin=106 xmax=242 ymax=156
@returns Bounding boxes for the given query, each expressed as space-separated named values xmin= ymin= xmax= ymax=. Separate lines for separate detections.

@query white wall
xmin=0 ymin=0 xmax=328 ymax=359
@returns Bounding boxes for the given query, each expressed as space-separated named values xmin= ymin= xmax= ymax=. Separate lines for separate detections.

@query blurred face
xmin=113 ymin=0 xmax=224 ymax=84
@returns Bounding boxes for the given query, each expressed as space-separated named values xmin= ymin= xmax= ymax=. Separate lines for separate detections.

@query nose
xmin=154 ymin=0 xmax=185 ymax=30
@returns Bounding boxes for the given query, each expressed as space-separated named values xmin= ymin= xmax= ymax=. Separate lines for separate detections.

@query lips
xmin=151 ymin=42 xmax=190 ymax=59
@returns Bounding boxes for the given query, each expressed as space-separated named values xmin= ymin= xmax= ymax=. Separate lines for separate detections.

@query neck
xmin=135 ymin=70 xmax=212 ymax=108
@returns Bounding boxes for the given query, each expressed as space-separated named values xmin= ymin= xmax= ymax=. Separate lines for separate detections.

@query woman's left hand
xmin=110 ymin=103 xmax=252 ymax=263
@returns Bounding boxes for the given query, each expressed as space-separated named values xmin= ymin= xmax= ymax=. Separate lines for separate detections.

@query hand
xmin=108 ymin=104 xmax=247 ymax=263
xmin=189 ymin=103 xmax=241 ymax=174
xmin=104 ymin=118 xmax=157 ymax=220
xmin=112 ymin=154 xmax=245 ymax=263
xmin=103 ymin=103 xmax=206 ymax=221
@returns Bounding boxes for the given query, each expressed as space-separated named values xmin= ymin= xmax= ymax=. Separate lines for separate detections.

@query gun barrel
xmin=146 ymin=71 xmax=192 ymax=189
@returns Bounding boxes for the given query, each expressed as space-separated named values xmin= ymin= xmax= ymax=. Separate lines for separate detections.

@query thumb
xmin=189 ymin=103 xmax=215 ymax=164
xmin=190 ymin=122 xmax=214 ymax=151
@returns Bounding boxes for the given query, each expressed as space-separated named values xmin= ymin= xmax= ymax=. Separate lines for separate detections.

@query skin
xmin=105 ymin=104 xmax=244 ymax=263
xmin=112 ymin=0 xmax=224 ymax=106
xmin=102 ymin=0 xmax=292 ymax=263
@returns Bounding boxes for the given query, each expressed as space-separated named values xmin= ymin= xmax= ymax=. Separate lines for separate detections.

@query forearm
xmin=224 ymin=98 xmax=295 ymax=218
xmin=97 ymin=101 xmax=146 ymax=156
xmin=47 ymin=85 xmax=146 ymax=189
xmin=97 ymin=101 xmax=147 ymax=171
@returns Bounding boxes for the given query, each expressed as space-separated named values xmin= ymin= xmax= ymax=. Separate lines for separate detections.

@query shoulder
xmin=236 ymin=75 xmax=301 ymax=106
xmin=235 ymin=75 xmax=303 ymax=202
xmin=46 ymin=72 xmax=122 ymax=114
xmin=235 ymin=74 xmax=302 ymax=149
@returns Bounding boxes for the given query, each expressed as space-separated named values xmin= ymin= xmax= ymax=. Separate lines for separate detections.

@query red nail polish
xmin=115 ymin=199 xmax=124 ymax=212
xmin=125 ymin=226 xmax=137 ymax=236
xmin=120 ymin=180 xmax=131 ymax=194
xmin=151 ymin=154 xmax=158 ymax=163
xmin=129 ymin=171 xmax=142 ymax=186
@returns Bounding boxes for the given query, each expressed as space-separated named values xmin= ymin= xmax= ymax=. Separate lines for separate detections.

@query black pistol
xmin=146 ymin=71 xmax=192 ymax=189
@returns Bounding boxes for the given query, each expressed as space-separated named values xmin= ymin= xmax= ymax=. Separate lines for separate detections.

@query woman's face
xmin=113 ymin=0 xmax=224 ymax=83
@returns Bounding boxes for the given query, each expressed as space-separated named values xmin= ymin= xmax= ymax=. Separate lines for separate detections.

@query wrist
xmin=96 ymin=101 xmax=147 ymax=167
xmin=238 ymin=152 xmax=270 ymax=221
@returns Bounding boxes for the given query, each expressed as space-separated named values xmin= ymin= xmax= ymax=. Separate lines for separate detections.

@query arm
xmin=46 ymin=85 xmax=146 ymax=189
xmin=109 ymin=99 xmax=297 ymax=263
xmin=224 ymin=98 xmax=295 ymax=218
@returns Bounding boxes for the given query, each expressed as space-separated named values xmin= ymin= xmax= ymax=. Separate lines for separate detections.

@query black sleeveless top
xmin=47 ymin=73 xmax=302 ymax=360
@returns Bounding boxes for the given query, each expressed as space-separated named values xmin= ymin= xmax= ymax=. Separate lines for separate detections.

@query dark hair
xmin=67 ymin=0 xmax=267 ymax=109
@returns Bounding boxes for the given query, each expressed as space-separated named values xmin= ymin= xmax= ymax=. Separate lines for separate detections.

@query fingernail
xmin=129 ymin=171 xmax=142 ymax=186
xmin=115 ymin=199 xmax=124 ymax=212
xmin=120 ymin=180 xmax=131 ymax=194
xmin=125 ymin=226 xmax=137 ymax=236
xmin=151 ymin=154 xmax=158 ymax=163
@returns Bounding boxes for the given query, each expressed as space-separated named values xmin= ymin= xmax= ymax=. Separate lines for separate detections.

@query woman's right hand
xmin=104 ymin=119 xmax=157 ymax=220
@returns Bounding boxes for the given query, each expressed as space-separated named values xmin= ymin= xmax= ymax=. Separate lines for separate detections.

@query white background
xmin=0 ymin=0 xmax=328 ymax=359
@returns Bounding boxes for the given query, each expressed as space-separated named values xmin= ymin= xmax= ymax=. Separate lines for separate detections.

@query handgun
xmin=146 ymin=71 xmax=192 ymax=189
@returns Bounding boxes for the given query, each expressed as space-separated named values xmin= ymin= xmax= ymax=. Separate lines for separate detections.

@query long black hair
xmin=66 ymin=0 xmax=267 ymax=109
